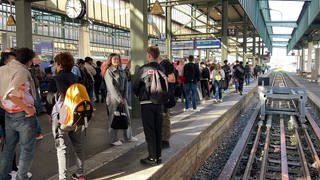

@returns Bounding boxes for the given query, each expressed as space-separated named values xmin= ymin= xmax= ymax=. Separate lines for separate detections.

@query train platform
xmin=7 ymin=78 xmax=260 ymax=180
xmin=286 ymin=72 xmax=320 ymax=108
xmin=60 ymin=81 xmax=257 ymax=179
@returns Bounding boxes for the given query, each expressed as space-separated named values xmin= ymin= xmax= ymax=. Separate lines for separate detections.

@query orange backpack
xmin=58 ymin=83 xmax=93 ymax=131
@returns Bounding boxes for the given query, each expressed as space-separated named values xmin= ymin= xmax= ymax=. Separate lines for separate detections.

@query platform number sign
xmin=227 ymin=27 xmax=236 ymax=36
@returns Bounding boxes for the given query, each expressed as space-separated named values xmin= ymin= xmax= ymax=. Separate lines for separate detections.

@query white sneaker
xmin=9 ymin=171 xmax=31 ymax=180
xmin=111 ymin=140 xmax=123 ymax=146
xmin=183 ymin=108 xmax=188 ymax=112
xmin=213 ymin=99 xmax=218 ymax=103
xmin=218 ymin=99 xmax=223 ymax=102
xmin=128 ymin=137 xmax=138 ymax=142
xmin=192 ymin=109 xmax=200 ymax=112
xmin=27 ymin=172 xmax=32 ymax=179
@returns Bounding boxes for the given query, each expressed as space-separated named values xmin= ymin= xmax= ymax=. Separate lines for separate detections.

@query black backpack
xmin=201 ymin=67 xmax=210 ymax=79
xmin=142 ymin=68 xmax=169 ymax=104
xmin=80 ymin=68 xmax=94 ymax=92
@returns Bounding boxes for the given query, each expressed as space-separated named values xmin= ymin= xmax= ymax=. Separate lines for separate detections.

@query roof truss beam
xmin=266 ymin=21 xmax=297 ymax=28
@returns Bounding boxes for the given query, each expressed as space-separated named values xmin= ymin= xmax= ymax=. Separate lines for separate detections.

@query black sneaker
xmin=162 ymin=141 xmax=170 ymax=149
xmin=140 ymin=157 xmax=157 ymax=166
xmin=157 ymin=157 xmax=162 ymax=164
xmin=72 ymin=173 xmax=85 ymax=180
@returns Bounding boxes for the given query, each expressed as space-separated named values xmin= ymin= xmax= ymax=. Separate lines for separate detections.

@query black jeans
xmin=200 ymin=80 xmax=210 ymax=98
xmin=141 ymin=103 xmax=163 ymax=159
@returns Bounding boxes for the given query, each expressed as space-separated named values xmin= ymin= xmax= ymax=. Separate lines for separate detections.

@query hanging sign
xmin=151 ymin=0 xmax=164 ymax=15
xmin=194 ymin=38 xmax=221 ymax=49
xmin=172 ymin=40 xmax=194 ymax=50
xmin=6 ymin=15 xmax=15 ymax=26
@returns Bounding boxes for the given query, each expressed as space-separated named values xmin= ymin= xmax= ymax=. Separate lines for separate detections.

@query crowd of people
xmin=0 ymin=45 xmax=266 ymax=180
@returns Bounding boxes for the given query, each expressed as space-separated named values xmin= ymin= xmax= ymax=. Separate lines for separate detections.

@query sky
xmin=268 ymin=1 xmax=304 ymax=71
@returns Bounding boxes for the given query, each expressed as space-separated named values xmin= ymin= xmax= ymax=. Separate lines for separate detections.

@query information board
xmin=194 ymin=38 xmax=221 ymax=49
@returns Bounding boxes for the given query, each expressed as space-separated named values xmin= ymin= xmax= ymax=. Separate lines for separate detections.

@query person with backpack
xmin=233 ymin=61 xmax=245 ymax=95
xmin=48 ymin=52 xmax=86 ymax=180
xmin=104 ymin=53 xmax=137 ymax=146
xmin=222 ymin=60 xmax=232 ymax=91
xmin=199 ymin=62 xmax=210 ymax=99
xmin=133 ymin=46 xmax=168 ymax=166
xmin=183 ymin=55 xmax=200 ymax=111
xmin=244 ymin=62 xmax=251 ymax=85
xmin=159 ymin=57 xmax=176 ymax=149
xmin=0 ymin=48 xmax=37 ymax=180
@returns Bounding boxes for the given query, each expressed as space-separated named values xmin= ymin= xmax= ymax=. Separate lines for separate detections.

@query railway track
xmin=218 ymin=71 xmax=320 ymax=180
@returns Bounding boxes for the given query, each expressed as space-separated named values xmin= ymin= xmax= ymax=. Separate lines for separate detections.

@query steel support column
xmin=312 ymin=48 xmax=320 ymax=81
xmin=307 ymin=41 xmax=313 ymax=72
xmin=130 ymin=0 xmax=148 ymax=118
xmin=301 ymin=48 xmax=305 ymax=72
xmin=165 ymin=3 xmax=172 ymax=60
xmin=16 ymin=0 xmax=32 ymax=48
xmin=243 ymin=14 xmax=248 ymax=64
xmin=221 ymin=0 xmax=228 ymax=61
xmin=253 ymin=34 xmax=256 ymax=66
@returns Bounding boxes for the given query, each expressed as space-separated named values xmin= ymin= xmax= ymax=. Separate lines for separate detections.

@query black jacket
xmin=183 ymin=62 xmax=200 ymax=84
xmin=133 ymin=61 xmax=162 ymax=102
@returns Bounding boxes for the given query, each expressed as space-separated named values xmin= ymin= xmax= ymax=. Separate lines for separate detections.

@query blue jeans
xmin=214 ymin=80 xmax=222 ymax=100
xmin=184 ymin=83 xmax=197 ymax=110
xmin=245 ymin=74 xmax=250 ymax=85
xmin=234 ymin=80 xmax=239 ymax=92
xmin=127 ymin=81 xmax=132 ymax=107
xmin=0 ymin=112 xmax=37 ymax=180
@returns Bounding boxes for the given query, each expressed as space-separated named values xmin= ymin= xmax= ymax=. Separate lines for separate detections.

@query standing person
xmin=233 ymin=61 xmax=245 ymax=95
xmin=222 ymin=60 xmax=231 ymax=92
xmin=84 ymin=57 xmax=96 ymax=104
xmin=0 ymin=48 xmax=37 ymax=180
xmin=175 ymin=58 xmax=185 ymax=102
xmin=253 ymin=64 xmax=259 ymax=79
xmin=159 ymin=58 xmax=176 ymax=149
xmin=199 ymin=62 xmax=210 ymax=99
xmin=104 ymin=53 xmax=137 ymax=146
xmin=244 ymin=62 xmax=251 ymax=85
xmin=183 ymin=55 xmax=200 ymax=111
xmin=100 ymin=60 xmax=110 ymax=103
xmin=211 ymin=63 xmax=225 ymax=102
xmin=49 ymin=52 xmax=85 ymax=180
xmin=133 ymin=46 xmax=164 ymax=166
xmin=124 ymin=60 xmax=132 ymax=109
xmin=94 ymin=61 xmax=102 ymax=103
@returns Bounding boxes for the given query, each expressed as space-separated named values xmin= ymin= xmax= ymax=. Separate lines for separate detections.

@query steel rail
xmin=242 ymin=120 xmax=264 ymax=180
xmin=218 ymin=105 xmax=260 ymax=180
xmin=302 ymin=123 xmax=320 ymax=173
xmin=291 ymin=116 xmax=311 ymax=180
xmin=259 ymin=115 xmax=273 ymax=180
xmin=280 ymin=117 xmax=289 ymax=180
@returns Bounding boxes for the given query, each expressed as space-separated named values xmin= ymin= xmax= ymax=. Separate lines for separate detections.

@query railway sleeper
xmin=268 ymin=158 xmax=301 ymax=166
xmin=270 ymin=144 xmax=297 ymax=150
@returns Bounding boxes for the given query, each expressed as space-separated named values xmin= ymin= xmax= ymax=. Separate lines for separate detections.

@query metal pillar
xmin=206 ymin=6 xmax=210 ymax=61
xmin=243 ymin=14 xmax=248 ymax=64
xmin=79 ymin=23 xmax=90 ymax=58
xmin=258 ymin=37 xmax=261 ymax=65
xmin=165 ymin=3 xmax=172 ymax=60
xmin=252 ymin=34 xmax=256 ymax=66
xmin=301 ymin=48 xmax=305 ymax=72
xmin=130 ymin=0 xmax=148 ymax=118
xmin=312 ymin=48 xmax=320 ymax=81
xmin=307 ymin=41 xmax=313 ymax=72
xmin=236 ymin=35 xmax=239 ymax=60
xmin=261 ymin=43 xmax=265 ymax=65
xmin=15 ymin=0 xmax=32 ymax=48
xmin=221 ymin=0 xmax=228 ymax=61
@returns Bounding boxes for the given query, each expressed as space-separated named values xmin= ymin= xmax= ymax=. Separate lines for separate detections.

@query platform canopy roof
xmin=149 ymin=0 xmax=316 ymax=54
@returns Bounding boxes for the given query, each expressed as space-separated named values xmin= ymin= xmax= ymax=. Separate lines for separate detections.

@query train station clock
xmin=65 ymin=0 xmax=86 ymax=19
